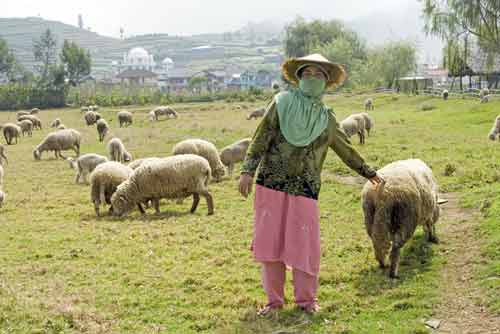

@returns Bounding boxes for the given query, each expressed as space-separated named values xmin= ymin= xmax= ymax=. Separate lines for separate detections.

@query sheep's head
xmin=33 ymin=149 xmax=41 ymax=160
xmin=489 ymin=132 xmax=497 ymax=141
xmin=110 ymin=190 xmax=133 ymax=217
xmin=123 ymin=151 xmax=132 ymax=163
xmin=214 ymin=166 xmax=226 ymax=182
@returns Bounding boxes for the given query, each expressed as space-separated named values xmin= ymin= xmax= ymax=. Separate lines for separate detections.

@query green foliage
xmin=369 ymin=41 xmax=417 ymax=88
xmin=0 ymin=38 xmax=16 ymax=78
xmin=60 ymin=40 xmax=92 ymax=86
xmin=0 ymin=83 xmax=66 ymax=110
xmin=33 ymin=28 xmax=58 ymax=79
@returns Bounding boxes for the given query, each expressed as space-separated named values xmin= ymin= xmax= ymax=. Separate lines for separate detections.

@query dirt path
xmin=331 ymin=174 xmax=500 ymax=333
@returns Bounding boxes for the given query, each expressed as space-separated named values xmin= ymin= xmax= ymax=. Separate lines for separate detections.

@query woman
xmin=239 ymin=54 xmax=383 ymax=315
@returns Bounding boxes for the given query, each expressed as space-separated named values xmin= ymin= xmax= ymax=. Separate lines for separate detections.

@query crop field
xmin=0 ymin=94 xmax=498 ymax=333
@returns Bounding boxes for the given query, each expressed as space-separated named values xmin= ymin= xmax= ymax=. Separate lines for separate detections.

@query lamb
xmin=172 ymin=138 xmax=226 ymax=181
xmin=84 ymin=111 xmax=98 ymax=126
xmin=488 ymin=115 xmax=500 ymax=141
xmin=33 ymin=129 xmax=81 ymax=160
xmin=68 ymin=153 xmax=108 ymax=184
xmin=117 ymin=110 xmax=133 ymax=127
xmin=359 ymin=112 xmax=374 ymax=136
xmin=107 ymin=137 xmax=132 ymax=163
xmin=30 ymin=108 xmax=40 ymax=114
xmin=50 ymin=118 xmax=62 ymax=128
xmin=17 ymin=115 xmax=42 ymax=130
xmin=89 ymin=161 xmax=134 ymax=216
xmin=219 ymin=138 xmax=252 ymax=176
xmin=110 ymin=154 xmax=214 ymax=216
xmin=361 ymin=159 xmax=442 ymax=278
xmin=128 ymin=157 xmax=161 ymax=170
xmin=150 ymin=106 xmax=178 ymax=121
xmin=442 ymin=89 xmax=449 ymax=100
xmin=247 ymin=107 xmax=265 ymax=120
xmin=16 ymin=119 xmax=33 ymax=137
xmin=364 ymin=98 xmax=374 ymax=111
xmin=2 ymin=123 xmax=21 ymax=145
xmin=340 ymin=114 xmax=366 ymax=144
xmin=96 ymin=119 xmax=109 ymax=142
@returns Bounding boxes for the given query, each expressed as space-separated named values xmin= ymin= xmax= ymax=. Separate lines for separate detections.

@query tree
xmin=188 ymin=76 xmax=208 ymax=93
xmin=33 ymin=29 xmax=57 ymax=78
xmin=78 ymin=14 xmax=84 ymax=29
xmin=60 ymin=40 xmax=91 ymax=86
xmin=369 ymin=41 xmax=417 ymax=88
xmin=0 ymin=38 xmax=16 ymax=78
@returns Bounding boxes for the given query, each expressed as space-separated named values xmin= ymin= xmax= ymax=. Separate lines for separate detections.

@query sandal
xmin=299 ymin=303 xmax=321 ymax=314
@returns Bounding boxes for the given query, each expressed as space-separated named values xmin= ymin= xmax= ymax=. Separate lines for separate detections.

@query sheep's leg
xmin=94 ymin=201 xmax=100 ymax=216
xmin=54 ymin=151 xmax=59 ymax=159
xmin=75 ymin=172 xmax=81 ymax=184
xmin=228 ymin=164 xmax=234 ymax=177
xmin=137 ymin=203 xmax=146 ymax=214
xmin=372 ymin=220 xmax=390 ymax=269
xmin=389 ymin=244 xmax=402 ymax=278
xmin=423 ymin=222 xmax=439 ymax=243
xmin=153 ymin=199 xmax=160 ymax=214
xmin=59 ymin=151 xmax=67 ymax=159
xmin=190 ymin=194 xmax=200 ymax=213
xmin=201 ymin=191 xmax=214 ymax=216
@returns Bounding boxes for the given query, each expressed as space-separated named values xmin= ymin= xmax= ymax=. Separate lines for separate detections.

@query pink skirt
xmin=251 ymin=184 xmax=320 ymax=276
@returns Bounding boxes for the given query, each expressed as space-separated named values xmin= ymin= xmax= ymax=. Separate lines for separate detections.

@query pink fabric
xmin=252 ymin=184 xmax=320 ymax=276
xmin=262 ymin=261 xmax=318 ymax=308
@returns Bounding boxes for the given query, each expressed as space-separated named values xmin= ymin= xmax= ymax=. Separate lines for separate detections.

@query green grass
xmin=0 ymin=94 xmax=498 ymax=333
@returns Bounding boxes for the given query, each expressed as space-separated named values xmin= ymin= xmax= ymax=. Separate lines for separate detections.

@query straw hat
xmin=282 ymin=53 xmax=346 ymax=89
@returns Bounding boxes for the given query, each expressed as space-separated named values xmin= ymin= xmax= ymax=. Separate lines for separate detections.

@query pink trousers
xmin=262 ymin=261 xmax=318 ymax=309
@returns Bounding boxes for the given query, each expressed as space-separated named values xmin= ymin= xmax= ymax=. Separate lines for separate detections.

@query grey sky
xmin=4 ymin=0 xmax=417 ymax=37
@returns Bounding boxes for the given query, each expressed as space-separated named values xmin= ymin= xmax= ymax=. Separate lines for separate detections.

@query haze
xmin=4 ymin=0 xmax=418 ymax=37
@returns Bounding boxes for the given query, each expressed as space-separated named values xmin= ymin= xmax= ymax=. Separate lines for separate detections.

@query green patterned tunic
xmin=241 ymin=96 xmax=376 ymax=200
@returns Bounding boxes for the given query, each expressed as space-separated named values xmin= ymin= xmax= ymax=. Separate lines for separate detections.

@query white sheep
xmin=364 ymin=98 xmax=374 ymax=111
xmin=89 ymin=161 xmax=133 ymax=216
xmin=107 ymin=137 xmax=132 ymax=163
xmin=17 ymin=115 xmax=42 ymax=130
xmin=16 ymin=111 xmax=30 ymax=120
xmin=442 ymin=89 xmax=449 ymax=100
xmin=150 ymin=106 xmax=178 ymax=121
xmin=16 ymin=119 xmax=33 ymax=137
xmin=96 ymin=119 xmax=109 ymax=142
xmin=480 ymin=87 xmax=490 ymax=98
xmin=128 ymin=157 xmax=162 ymax=170
xmin=219 ymin=138 xmax=252 ymax=176
xmin=247 ymin=107 xmax=265 ymax=120
xmin=50 ymin=118 xmax=61 ymax=128
xmin=361 ymin=159 xmax=442 ymax=278
xmin=359 ymin=112 xmax=374 ymax=137
xmin=118 ymin=110 xmax=133 ymax=127
xmin=172 ymin=138 xmax=225 ymax=181
xmin=340 ymin=114 xmax=366 ymax=144
xmin=33 ymin=129 xmax=81 ymax=160
xmin=84 ymin=111 xmax=97 ymax=126
xmin=488 ymin=115 xmax=500 ymax=141
xmin=89 ymin=105 xmax=99 ymax=112
xmin=2 ymin=123 xmax=21 ymax=145
xmin=481 ymin=95 xmax=491 ymax=103
xmin=110 ymin=154 xmax=214 ymax=216
xmin=30 ymin=108 xmax=40 ymax=114
xmin=68 ymin=153 xmax=109 ymax=184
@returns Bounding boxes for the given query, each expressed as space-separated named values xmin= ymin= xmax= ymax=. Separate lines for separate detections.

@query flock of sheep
xmin=0 ymin=93 xmax=498 ymax=279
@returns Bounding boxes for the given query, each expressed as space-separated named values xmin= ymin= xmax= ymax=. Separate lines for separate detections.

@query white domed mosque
xmin=123 ymin=47 xmax=155 ymax=71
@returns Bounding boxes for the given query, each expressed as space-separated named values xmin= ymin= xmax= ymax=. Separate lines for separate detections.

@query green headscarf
xmin=276 ymin=80 xmax=330 ymax=147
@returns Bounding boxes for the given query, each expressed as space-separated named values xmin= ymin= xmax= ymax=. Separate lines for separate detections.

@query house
xmin=116 ymin=69 xmax=158 ymax=86
xmin=165 ymin=68 xmax=197 ymax=93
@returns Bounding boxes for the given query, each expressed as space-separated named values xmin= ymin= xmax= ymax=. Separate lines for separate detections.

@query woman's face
xmin=301 ymin=66 xmax=327 ymax=82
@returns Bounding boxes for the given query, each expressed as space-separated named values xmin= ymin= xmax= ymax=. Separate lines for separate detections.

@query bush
xmin=0 ymin=84 xmax=67 ymax=110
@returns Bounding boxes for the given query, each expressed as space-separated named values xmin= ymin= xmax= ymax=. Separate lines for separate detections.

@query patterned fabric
xmin=241 ymin=93 xmax=376 ymax=200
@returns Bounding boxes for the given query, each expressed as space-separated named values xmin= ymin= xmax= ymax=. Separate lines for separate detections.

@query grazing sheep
xmin=107 ymin=137 xmax=132 ymax=163
xmin=480 ymin=87 xmax=490 ymax=99
xmin=84 ymin=111 xmax=98 ymax=126
xmin=89 ymin=161 xmax=134 ymax=216
xmin=247 ymin=107 xmax=265 ymax=120
xmin=81 ymin=106 xmax=89 ymax=113
xmin=0 ymin=144 xmax=7 ymax=165
xmin=359 ymin=112 xmax=374 ymax=137
xmin=150 ymin=106 xmax=178 ymax=121
xmin=96 ymin=119 xmax=109 ymax=142
xmin=68 ymin=153 xmax=109 ymax=184
xmin=364 ymin=98 xmax=374 ymax=111
xmin=16 ymin=111 xmax=30 ymax=119
xmin=110 ymin=154 xmax=214 ymax=216
xmin=50 ymin=118 xmax=61 ymax=128
xmin=33 ymin=129 xmax=81 ymax=160
xmin=57 ymin=124 xmax=66 ymax=130
xmin=488 ymin=115 xmax=500 ymax=141
xmin=442 ymin=89 xmax=449 ymax=100
xmin=361 ymin=159 xmax=441 ymax=278
xmin=172 ymin=138 xmax=225 ymax=181
xmin=30 ymin=108 xmax=40 ymax=114
xmin=219 ymin=138 xmax=252 ymax=176
xmin=2 ymin=123 xmax=21 ymax=145
xmin=118 ymin=110 xmax=133 ymax=127
xmin=340 ymin=114 xmax=366 ymax=144
xmin=17 ymin=120 xmax=33 ymax=137
xmin=481 ymin=95 xmax=491 ymax=103
xmin=128 ymin=157 xmax=161 ymax=170
xmin=17 ymin=115 xmax=42 ymax=130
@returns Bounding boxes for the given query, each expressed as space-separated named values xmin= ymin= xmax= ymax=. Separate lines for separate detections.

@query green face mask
xmin=299 ymin=78 xmax=326 ymax=98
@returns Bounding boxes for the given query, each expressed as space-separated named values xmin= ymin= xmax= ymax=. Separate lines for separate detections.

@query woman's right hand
xmin=239 ymin=173 xmax=254 ymax=198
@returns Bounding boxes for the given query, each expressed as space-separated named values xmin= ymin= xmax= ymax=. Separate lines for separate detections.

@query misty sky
xmin=4 ymin=0 xmax=418 ymax=37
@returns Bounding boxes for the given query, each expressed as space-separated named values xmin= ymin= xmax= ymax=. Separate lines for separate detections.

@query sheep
xmin=150 ymin=106 xmax=178 ymax=121
xmin=30 ymin=108 xmax=40 ymax=114
xmin=0 ymin=144 xmax=7 ymax=165
xmin=33 ymin=129 xmax=81 ymax=160
xmin=57 ymin=124 xmax=66 ymax=130
xmin=364 ymin=98 xmax=374 ymax=111
xmin=89 ymin=161 xmax=134 ymax=216
xmin=361 ymin=159 xmax=441 ymax=278
xmin=81 ymin=106 xmax=89 ymax=113
xmin=17 ymin=115 xmax=42 ymax=130
xmin=481 ymin=95 xmax=491 ymax=104
xmin=359 ymin=112 xmax=374 ymax=137
xmin=488 ymin=115 xmax=500 ymax=141
xmin=96 ymin=119 xmax=109 ymax=142
xmin=16 ymin=111 xmax=30 ymax=119
xmin=89 ymin=105 xmax=99 ymax=112
xmin=480 ymin=87 xmax=490 ymax=99
xmin=442 ymin=89 xmax=449 ymax=100
xmin=219 ymin=138 xmax=252 ymax=176
xmin=50 ymin=118 xmax=61 ymax=128
xmin=247 ymin=107 xmax=265 ymax=120
xmin=340 ymin=114 xmax=366 ymax=144
xmin=84 ymin=111 xmax=97 ymax=126
xmin=172 ymin=138 xmax=225 ymax=182
xmin=118 ymin=110 xmax=133 ymax=127
xmin=2 ymin=123 xmax=21 ymax=145
xmin=148 ymin=110 xmax=156 ymax=122
xmin=110 ymin=154 xmax=214 ymax=216
xmin=107 ymin=137 xmax=132 ymax=163
xmin=68 ymin=153 xmax=109 ymax=184
xmin=16 ymin=119 xmax=33 ymax=137
xmin=128 ymin=157 xmax=161 ymax=170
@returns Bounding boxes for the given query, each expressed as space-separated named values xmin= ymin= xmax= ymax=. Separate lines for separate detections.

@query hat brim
xmin=282 ymin=58 xmax=346 ymax=89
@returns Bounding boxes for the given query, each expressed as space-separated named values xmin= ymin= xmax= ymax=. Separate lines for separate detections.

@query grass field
xmin=0 ymin=94 xmax=498 ymax=333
